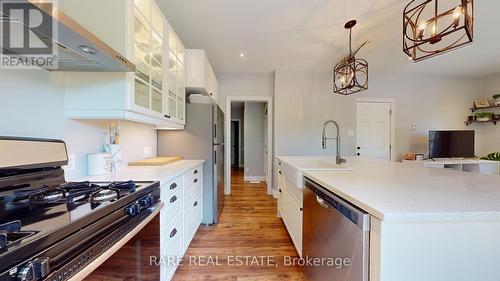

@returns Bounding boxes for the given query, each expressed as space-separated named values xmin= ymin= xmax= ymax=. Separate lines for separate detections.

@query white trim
xmin=225 ymin=96 xmax=273 ymax=196
xmin=243 ymin=176 xmax=266 ymax=182
xmin=230 ymin=119 xmax=243 ymax=168
xmin=355 ymin=98 xmax=396 ymax=161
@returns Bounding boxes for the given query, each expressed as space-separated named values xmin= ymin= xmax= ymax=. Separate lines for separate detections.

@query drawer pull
xmin=169 ymin=228 xmax=177 ymax=238
xmin=170 ymin=195 xmax=177 ymax=203
xmin=194 ymin=178 xmax=198 ymax=184
xmin=193 ymin=201 xmax=198 ymax=207
xmin=194 ymin=169 xmax=199 ymax=174
xmin=279 ymin=189 xmax=282 ymax=193
xmin=278 ymin=171 xmax=282 ymax=175
xmin=300 ymin=208 xmax=303 ymax=212
xmin=170 ymin=183 xmax=177 ymax=190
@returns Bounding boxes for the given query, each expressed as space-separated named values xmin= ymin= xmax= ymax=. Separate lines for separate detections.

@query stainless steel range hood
xmin=0 ymin=0 xmax=135 ymax=72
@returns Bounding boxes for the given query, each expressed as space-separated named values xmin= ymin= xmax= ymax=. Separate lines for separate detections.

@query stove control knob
xmin=125 ymin=203 xmax=140 ymax=216
xmin=17 ymin=264 xmax=35 ymax=281
xmin=17 ymin=258 xmax=49 ymax=281
xmin=139 ymin=195 xmax=153 ymax=207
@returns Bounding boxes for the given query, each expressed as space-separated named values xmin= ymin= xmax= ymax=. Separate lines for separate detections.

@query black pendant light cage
xmin=333 ymin=20 xmax=369 ymax=96
xmin=403 ymin=0 xmax=473 ymax=62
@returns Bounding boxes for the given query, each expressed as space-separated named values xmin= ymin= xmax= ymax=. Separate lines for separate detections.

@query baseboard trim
xmin=244 ymin=176 xmax=265 ymax=182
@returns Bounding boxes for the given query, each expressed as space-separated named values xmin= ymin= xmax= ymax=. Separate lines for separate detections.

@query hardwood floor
xmin=172 ymin=168 xmax=304 ymax=281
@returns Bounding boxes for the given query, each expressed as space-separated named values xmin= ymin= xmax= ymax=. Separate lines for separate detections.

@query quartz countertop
xmin=70 ymin=160 xmax=205 ymax=185
xmin=300 ymin=157 xmax=500 ymax=223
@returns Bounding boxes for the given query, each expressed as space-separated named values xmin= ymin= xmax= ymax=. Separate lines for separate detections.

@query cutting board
xmin=128 ymin=157 xmax=183 ymax=166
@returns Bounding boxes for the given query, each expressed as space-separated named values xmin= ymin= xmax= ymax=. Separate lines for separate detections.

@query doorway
xmin=230 ymin=120 xmax=241 ymax=168
xmin=225 ymin=96 xmax=273 ymax=195
xmin=356 ymin=99 xmax=395 ymax=161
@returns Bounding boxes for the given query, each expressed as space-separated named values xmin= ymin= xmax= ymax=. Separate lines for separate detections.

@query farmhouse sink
xmin=279 ymin=157 xmax=354 ymax=189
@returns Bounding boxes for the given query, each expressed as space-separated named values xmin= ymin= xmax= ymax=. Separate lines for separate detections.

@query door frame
xmin=355 ymin=98 xmax=396 ymax=161
xmin=230 ymin=119 xmax=243 ymax=168
xmin=225 ymin=96 xmax=273 ymax=195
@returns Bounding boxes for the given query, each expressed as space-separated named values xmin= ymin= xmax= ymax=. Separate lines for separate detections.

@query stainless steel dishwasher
xmin=303 ymin=177 xmax=370 ymax=281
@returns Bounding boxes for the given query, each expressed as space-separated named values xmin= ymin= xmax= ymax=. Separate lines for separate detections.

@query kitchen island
xmin=301 ymin=157 xmax=500 ymax=281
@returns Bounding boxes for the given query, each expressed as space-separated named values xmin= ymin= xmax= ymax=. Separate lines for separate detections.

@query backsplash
xmin=0 ymin=70 xmax=157 ymax=179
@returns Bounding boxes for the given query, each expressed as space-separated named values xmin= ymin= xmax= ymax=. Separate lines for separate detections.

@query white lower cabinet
xmin=159 ymin=164 xmax=203 ymax=280
xmin=277 ymin=170 xmax=303 ymax=257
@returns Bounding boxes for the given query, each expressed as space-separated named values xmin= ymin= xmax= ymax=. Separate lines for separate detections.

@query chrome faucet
xmin=322 ymin=120 xmax=346 ymax=165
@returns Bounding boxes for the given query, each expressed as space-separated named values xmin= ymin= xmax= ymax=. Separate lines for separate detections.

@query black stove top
xmin=0 ymin=137 xmax=162 ymax=281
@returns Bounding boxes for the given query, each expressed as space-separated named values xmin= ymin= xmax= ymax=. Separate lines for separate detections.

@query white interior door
xmin=356 ymin=102 xmax=392 ymax=160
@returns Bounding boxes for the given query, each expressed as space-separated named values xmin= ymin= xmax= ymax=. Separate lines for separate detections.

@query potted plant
xmin=494 ymin=94 xmax=500 ymax=106
xmin=475 ymin=112 xmax=494 ymax=122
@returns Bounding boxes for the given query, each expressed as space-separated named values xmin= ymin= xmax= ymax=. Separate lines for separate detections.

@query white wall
xmin=0 ymin=70 xmax=157 ymax=179
xmin=218 ymin=72 xmax=274 ymax=113
xmin=274 ymin=71 xmax=481 ymax=161
xmin=244 ymin=102 xmax=266 ymax=180
xmin=476 ymin=71 xmax=500 ymax=156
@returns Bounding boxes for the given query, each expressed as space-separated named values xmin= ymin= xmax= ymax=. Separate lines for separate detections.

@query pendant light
xmin=333 ymin=20 xmax=369 ymax=96
xmin=403 ymin=0 xmax=473 ymax=62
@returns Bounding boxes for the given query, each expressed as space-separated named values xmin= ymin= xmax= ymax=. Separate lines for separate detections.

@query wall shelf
xmin=470 ymin=105 xmax=500 ymax=113
xmin=465 ymin=120 xmax=497 ymax=126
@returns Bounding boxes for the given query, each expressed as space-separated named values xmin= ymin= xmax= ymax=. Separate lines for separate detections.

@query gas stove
xmin=0 ymin=137 xmax=161 ymax=281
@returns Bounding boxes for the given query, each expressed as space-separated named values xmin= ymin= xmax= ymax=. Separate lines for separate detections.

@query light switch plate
xmin=143 ymin=146 xmax=152 ymax=158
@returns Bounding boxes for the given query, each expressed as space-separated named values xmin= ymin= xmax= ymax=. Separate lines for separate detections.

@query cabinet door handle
xmin=357 ymin=147 xmax=361 ymax=150
xmin=170 ymin=195 xmax=177 ymax=203
xmin=279 ymin=189 xmax=282 ymax=193
xmin=193 ymin=201 xmax=198 ymax=207
xmin=194 ymin=169 xmax=199 ymax=174
xmin=164 ymin=114 xmax=171 ymax=119
xmin=194 ymin=178 xmax=198 ymax=184
xmin=170 ymin=228 xmax=177 ymax=238
xmin=170 ymin=183 xmax=177 ymax=190
xmin=357 ymin=153 xmax=361 ymax=156
xmin=278 ymin=171 xmax=282 ymax=175
xmin=300 ymin=208 xmax=303 ymax=211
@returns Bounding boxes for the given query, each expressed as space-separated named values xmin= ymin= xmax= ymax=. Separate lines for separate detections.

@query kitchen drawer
xmin=184 ymin=177 xmax=202 ymax=204
xmin=183 ymin=190 xmax=202 ymax=247
xmin=161 ymin=190 xmax=182 ymax=226
xmin=161 ymin=176 xmax=183 ymax=202
xmin=160 ymin=216 xmax=183 ymax=281
xmin=183 ymin=165 xmax=203 ymax=187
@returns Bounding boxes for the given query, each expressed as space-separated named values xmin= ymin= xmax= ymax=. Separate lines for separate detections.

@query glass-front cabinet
xmin=63 ymin=0 xmax=185 ymax=129
xmin=131 ymin=0 xmax=185 ymax=125
xmin=132 ymin=3 xmax=164 ymax=117
xmin=166 ymin=27 xmax=186 ymax=123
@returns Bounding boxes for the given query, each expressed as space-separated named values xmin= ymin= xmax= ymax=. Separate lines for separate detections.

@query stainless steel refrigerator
xmin=157 ymin=103 xmax=225 ymax=225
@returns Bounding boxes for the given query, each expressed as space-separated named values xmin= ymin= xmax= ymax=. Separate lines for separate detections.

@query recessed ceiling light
xmin=239 ymin=52 xmax=245 ymax=58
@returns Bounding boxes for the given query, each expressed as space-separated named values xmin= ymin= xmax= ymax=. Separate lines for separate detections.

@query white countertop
xmin=70 ymin=160 xmax=205 ymax=185
xmin=300 ymin=157 xmax=500 ymax=223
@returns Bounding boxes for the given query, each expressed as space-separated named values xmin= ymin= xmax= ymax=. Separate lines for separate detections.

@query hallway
xmin=172 ymin=169 xmax=304 ymax=281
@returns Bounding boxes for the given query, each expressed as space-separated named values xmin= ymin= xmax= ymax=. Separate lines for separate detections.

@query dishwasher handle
xmin=316 ymin=195 xmax=331 ymax=210
xmin=305 ymin=177 xmax=370 ymax=231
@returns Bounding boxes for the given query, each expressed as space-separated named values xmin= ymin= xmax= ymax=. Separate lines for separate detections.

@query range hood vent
xmin=0 ymin=0 xmax=135 ymax=72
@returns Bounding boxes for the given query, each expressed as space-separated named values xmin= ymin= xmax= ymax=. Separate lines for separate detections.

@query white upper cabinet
xmin=62 ymin=0 xmax=185 ymax=129
xmin=185 ymin=49 xmax=219 ymax=104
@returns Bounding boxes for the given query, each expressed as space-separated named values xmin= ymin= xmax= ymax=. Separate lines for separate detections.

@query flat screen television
xmin=429 ymin=130 xmax=475 ymax=158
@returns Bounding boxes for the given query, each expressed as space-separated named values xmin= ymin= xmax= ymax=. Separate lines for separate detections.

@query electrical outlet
xmin=143 ymin=146 xmax=152 ymax=158
xmin=64 ymin=153 xmax=76 ymax=171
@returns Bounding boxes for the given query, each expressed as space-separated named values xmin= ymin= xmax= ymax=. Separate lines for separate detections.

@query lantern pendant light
xmin=333 ymin=20 xmax=369 ymax=96
xmin=403 ymin=0 xmax=473 ymax=62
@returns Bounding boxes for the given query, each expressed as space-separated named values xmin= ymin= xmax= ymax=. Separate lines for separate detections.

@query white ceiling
xmin=158 ymin=0 xmax=500 ymax=77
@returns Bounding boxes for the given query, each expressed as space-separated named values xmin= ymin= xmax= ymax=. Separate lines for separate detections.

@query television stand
xmin=402 ymin=159 xmax=500 ymax=176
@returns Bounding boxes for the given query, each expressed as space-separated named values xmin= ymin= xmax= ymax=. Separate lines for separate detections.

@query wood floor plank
xmin=172 ymin=169 xmax=304 ymax=281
